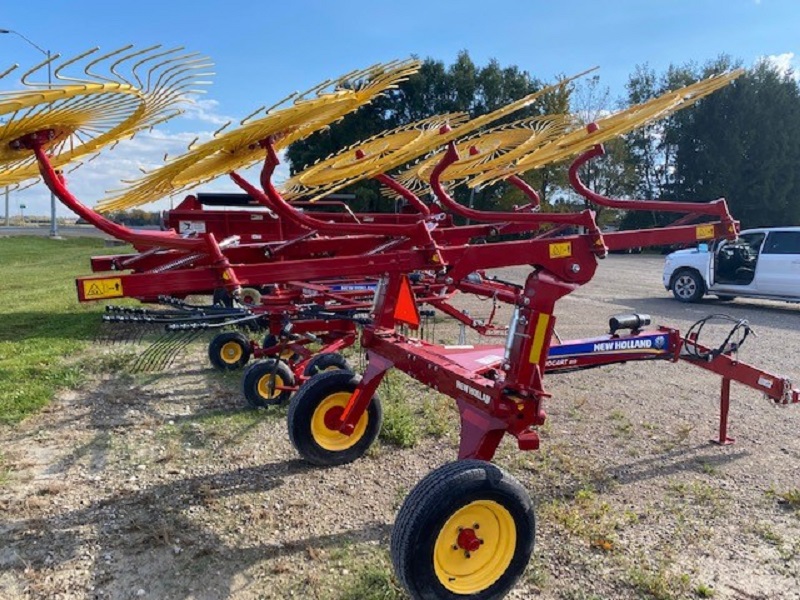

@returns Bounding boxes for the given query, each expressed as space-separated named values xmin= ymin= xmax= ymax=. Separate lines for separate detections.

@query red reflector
xmin=393 ymin=274 xmax=420 ymax=329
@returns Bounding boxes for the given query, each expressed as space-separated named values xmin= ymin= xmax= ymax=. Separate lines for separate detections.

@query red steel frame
xmin=22 ymin=122 xmax=798 ymax=458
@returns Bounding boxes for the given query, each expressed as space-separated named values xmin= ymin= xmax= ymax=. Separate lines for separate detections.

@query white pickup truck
xmin=663 ymin=227 xmax=800 ymax=303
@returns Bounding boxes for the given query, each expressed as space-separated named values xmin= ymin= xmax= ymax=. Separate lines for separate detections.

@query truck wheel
xmin=287 ymin=370 xmax=382 ymax=466
xmin=208 ymin=331 xmax=251 ymax=371
xmin=391 ymin=460 xmax=535 ymax=599
xmin=672 ymin=269 xmax=705 ymax=303
xmin=242 ymin=359 xmax=295 ymax=408
xmin=302 ymin=353 xmax=353 ymax=378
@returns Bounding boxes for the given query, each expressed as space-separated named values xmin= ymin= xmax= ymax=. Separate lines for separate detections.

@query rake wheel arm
xmin=429 ymin=141 xmax=599 ymax=232
xmin=568 ymin=125 xmax=735 ymax=224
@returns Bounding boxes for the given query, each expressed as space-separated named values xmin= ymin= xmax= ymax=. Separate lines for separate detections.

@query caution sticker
xmin=696 ymin=224 xmax=715 ymax=240
xmin=83 ymin=278 xmax=123 ymax=300
xmin=549 ymin=241 xmax=572 ymax=259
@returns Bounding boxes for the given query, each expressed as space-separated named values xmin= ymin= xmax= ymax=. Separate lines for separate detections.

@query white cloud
xmin=761 ymin=52 xmax=800 ymax=81
xmin=179 ymin=98 xmax=236 ymax=127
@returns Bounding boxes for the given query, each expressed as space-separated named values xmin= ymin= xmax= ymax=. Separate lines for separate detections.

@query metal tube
xmin=0 ymin=30 xmax=59 ymax=236
xmin=4 ymin=186 xmax=9 ymax=227
xmin=46 ymin=49 xmax=58 ymax=238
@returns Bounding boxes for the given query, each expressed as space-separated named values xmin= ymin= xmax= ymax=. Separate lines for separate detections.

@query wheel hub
xmin=323 ymin=405 xmax=344 ymax=431
xmin=456 ymin=526 xmax=482 ymax=553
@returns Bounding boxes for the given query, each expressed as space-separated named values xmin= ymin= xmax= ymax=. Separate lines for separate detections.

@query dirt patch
xmin=1 ymin=256 xmax=799 ymax=599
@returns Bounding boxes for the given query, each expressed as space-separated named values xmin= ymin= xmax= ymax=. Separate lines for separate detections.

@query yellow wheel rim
xmin=257 ymin=374 xmax=284 ymax=400
xmin=433 ymin=500 xmax=517 ymax=595
xmin=220 ymin=341 xmax=243 ymax=364
xmin=310 ymin=391 xmax=368 ymax=452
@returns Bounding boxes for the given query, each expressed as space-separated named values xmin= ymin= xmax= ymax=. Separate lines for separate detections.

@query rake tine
xmin=138 ymin=332 xmax=183 ymax=372
xmin=160 ymin=329 xmax=205 ymax=371
xmin=131 ymin=330 xmax=183 ymax=373
xmin=150 ymin=329 xmax=204 ymax=371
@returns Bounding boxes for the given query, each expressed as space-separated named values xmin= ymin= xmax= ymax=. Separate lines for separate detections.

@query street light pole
xmin=0 ymin=28 xmax=60 ymax=238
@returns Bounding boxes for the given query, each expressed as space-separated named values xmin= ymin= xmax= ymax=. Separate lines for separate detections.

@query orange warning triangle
xmin=393 ymin=274 xmax=420 ymax=329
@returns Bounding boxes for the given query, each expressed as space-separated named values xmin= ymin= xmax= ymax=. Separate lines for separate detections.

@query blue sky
xmin=1 ymin=0 xmax=798 ymax=217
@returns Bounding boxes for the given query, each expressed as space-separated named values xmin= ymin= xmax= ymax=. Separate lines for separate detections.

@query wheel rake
xmin=61 ymin=70 xmax=593 ymax=382
xmin=10 ymin=56 xmax=800 ymax=600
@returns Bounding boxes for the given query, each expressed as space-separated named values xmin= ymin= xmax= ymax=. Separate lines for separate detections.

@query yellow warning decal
xmin=83 ymin=278 xmax=123 ymax=300
xmin=528 ymin=313 xmax=552 ymax=364
xmin=549 ymin=241 xmax=572 ymax=259
xmin=696 ymin=224 xmax=715 ymax=240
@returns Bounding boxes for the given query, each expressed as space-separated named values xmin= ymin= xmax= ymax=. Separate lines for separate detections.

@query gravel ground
xmin=1 ymin=255 xmax=799 ymax=600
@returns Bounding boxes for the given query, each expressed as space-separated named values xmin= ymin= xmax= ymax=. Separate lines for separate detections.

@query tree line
xmin=287 ymin=51 xmax=800 ymax=230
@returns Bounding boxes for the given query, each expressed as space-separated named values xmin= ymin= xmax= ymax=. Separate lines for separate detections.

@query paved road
xmin=0 ymin=225 xmax=141 ymax=240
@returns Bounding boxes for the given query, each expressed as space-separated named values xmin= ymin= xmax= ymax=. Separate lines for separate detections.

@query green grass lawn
xmin=0 ymin=236 xmax=127 ymax=424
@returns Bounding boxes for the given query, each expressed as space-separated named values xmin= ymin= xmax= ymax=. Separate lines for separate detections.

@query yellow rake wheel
xmin=283 ymin=69 xmax=595 ymax=202
xmin=95 ymin=59 xmax=421 ymax=212
xmin=0 ymin=45 xmax=212 ymax=187
xmin=282 ymin=113 xmax=469 ymax=201
xmin=471 ymin=69 xmax=743 ymax=187
xmin=391 ymin=460 xmax=536 ymax=599
xmin=392 ymin=115 xmax=575 ymax=196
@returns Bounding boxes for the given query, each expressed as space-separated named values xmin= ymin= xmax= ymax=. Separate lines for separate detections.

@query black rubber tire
xmin=287 ymin=370 xmax=382 ymax=467
xmin=302 ymin=352 xmax=353 ymax=378
xmin=391 ymin=460 xmax=535 ymax=600
xmin=241 ymin=359 xmax=295 ymax=408
xmin=208 ymin=331 xmax=251 ymax=371
xmin=671 ymin=269 xmax=705 ymax=303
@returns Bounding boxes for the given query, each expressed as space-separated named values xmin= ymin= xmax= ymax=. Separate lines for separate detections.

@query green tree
xmin=668 ymin=61 xmax=800 ymax=228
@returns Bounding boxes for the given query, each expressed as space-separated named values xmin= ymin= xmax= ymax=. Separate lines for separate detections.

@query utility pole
xmin=0 ymin=28 xmax=60 ymax=238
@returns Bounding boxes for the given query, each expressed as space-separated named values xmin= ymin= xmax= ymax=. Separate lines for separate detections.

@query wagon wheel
xmin=391 ymin=460 xmax=535 ymax=599
xmin=287 ymin=370 xmax=382 ymax=466
xmin=241 ymin=358 xmax=295 ymax=408
xmin=302 ymin=352 xmax=353 ymax=378
xmin=208 ymin=331 xmax=252 ymax=371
